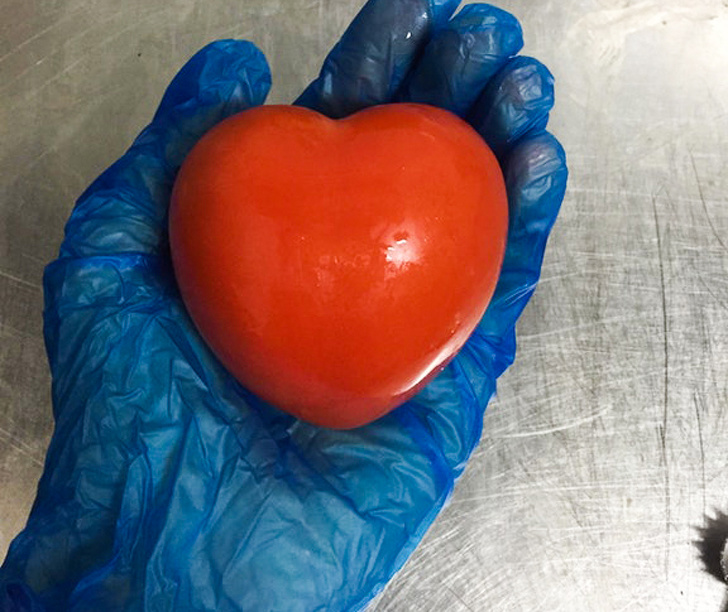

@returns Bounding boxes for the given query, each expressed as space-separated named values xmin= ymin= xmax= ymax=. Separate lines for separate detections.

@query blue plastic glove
xmin=1 ymin=1 xmax=567 ymax=610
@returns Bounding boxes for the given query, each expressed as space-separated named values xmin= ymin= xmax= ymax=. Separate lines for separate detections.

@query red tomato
xmin=169 ymin=103 xmax=507 ymax=429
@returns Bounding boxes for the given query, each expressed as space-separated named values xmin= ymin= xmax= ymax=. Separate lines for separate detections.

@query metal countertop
xmin=1 ymin=1 xmax=727 ymax=609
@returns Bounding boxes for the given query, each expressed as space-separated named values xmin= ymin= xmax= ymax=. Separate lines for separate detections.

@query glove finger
xmin=475 ymin=131 xmax=568 ymax=377
xmin=398 ymin=3 xmax=523 ymax=116
xmin=468 ymin=55 xmax=555 ymax=161
xmin=59 ymin=40 xmax=271 ymax=259
xmin=294 ymin=0 xmax=461 ymax=118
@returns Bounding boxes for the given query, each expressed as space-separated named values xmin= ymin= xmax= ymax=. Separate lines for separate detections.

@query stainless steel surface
xmin=1 ymin=0 xmax=727 ymax=609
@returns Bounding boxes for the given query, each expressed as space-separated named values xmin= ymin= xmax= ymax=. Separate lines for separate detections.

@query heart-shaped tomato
xmin=169 ymin=103 xmax=507 ymax=429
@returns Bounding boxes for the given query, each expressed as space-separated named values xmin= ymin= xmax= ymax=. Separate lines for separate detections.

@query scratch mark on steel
xmin=0 ymin=269 xmax=41 ymax=290
xmin=690 ymin=149 xmax=728 ymax=254
xmin=652 ymin=192 xmax=671 ymax=580
xmin=446 ymin=586 xmax=475 ymax=612
xmin=696 ymin=274 xmax=728 ymax=313
xmin=694 ymin=392 xmax=707 ymax=516
xmin=0 ymin=12 xmax=76 ymax=66
xmin=493 ymin=404 xmax=614 ymax=438
xmin=0 ymin=425 xmax=44 ymax=467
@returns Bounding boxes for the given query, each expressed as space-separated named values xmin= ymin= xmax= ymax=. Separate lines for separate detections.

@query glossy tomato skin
xmin=169 ymin=103 xmax=507 ymax=429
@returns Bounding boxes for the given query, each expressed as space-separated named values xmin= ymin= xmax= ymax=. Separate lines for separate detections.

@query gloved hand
xmin=0 ymin=1 xmax=567 ymax=610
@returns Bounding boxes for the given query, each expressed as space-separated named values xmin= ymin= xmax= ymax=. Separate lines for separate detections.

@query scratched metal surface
xmin=1 ymin=0 xmax=727 ymax=610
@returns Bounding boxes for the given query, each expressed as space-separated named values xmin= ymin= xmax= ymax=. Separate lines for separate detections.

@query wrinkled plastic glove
xmin=1 ymin=1 xmax=567 ymax=610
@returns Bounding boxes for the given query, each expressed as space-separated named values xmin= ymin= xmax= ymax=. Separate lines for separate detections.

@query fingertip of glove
xmin=155 ymin=39 xmax=271 ymax=122
xmin=506 ymin=55 xmax=556 ymax=92
xmin=470 ymin=56 xmax=556 ymax=159
xmin=509 ymin=132 xmax=568 ymax=185
xmin=506 ymin=132 xmax=569 ymax=233
xmin=215 ymin=39 xmax=272 ymax=100
xmin=448 ymin=3 xmax=523 ymax=52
